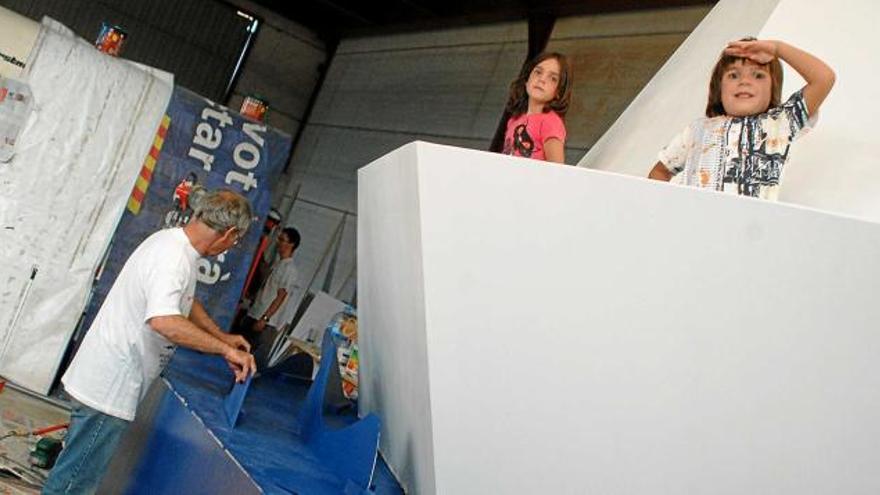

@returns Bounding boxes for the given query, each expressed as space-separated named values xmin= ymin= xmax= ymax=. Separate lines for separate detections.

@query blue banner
xmin=81 ymin=87 xmax=291 ymax=335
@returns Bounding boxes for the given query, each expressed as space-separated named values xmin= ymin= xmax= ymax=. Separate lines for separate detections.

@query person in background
xmin=648 ymin=38 xmax=835 ymax=199
xmin=43 ymin=189 xmax=256 ymax=495
xmin=235 ymin=226 xmax=301 ymax=366
xmin=502 ymin=52 xmax=573 ymax=164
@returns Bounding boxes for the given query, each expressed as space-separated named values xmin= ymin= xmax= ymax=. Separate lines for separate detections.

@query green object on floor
xmin=29 ymin=437 xmax=63 ymax=469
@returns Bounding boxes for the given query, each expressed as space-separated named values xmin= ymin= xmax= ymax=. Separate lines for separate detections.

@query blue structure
xmin=224 ymin=372 xmax=253 ymax=428
xmin=286 ymin=331 xmax=381 ymax=492
xmin=100 ymin=337 xmax=399 ymax=494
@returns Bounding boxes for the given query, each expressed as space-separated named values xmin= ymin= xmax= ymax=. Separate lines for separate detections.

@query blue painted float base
xmin=99 ymin=349 xmax=403 ymax=495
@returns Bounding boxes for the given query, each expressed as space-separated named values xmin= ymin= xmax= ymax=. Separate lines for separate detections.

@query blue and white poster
xmin=81 ymin=87 xmax=291 ymax=337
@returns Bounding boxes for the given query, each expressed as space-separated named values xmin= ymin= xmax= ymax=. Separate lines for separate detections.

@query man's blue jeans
xmin=42 ymin=400 xmax=130 ymax=494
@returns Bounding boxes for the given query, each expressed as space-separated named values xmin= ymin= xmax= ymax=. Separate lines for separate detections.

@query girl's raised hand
xmin=724 ymin=39 xmax=778 ymax=64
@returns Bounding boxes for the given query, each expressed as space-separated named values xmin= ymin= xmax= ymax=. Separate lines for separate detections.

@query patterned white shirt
xmin=658 ymin=89 xmax=813 ymax=200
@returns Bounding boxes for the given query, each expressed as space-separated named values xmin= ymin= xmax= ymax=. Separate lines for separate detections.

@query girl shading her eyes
xmin=649 ymin=39 xmax=835 ymax=199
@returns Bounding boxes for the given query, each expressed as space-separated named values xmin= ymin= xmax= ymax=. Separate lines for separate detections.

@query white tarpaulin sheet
xmin=0 ymin=18 xmax=173 ymax=394
xmin=577 ymin=0 xmax=880 ymax=223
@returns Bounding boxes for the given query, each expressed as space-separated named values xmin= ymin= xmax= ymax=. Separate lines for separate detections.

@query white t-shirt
xmin=248 ymin=256 xmax=299 ymax=328
xmin=63 ymin=228 xmax=200 ymax=421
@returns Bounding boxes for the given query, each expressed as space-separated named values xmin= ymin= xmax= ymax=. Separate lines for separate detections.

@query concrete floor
xmin=0 ymin=383 xmax=69 ymax=493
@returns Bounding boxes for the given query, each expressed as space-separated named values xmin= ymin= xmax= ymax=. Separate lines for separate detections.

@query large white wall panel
xmin=360 ymin=142 xmax=880 ymax=494
xmin=359 ymin=144 xmax=435 ymax=494
xmin=765 ymin=1 xmax=880 ymax=220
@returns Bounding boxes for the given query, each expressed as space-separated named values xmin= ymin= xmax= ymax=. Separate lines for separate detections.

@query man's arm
xmin=189 ymin=300 xmax=250 ymax=352
xmin=150 ymin=314 xmax=255 ymax=382
xmin=253 ymin=288 xmax=288 ymax=332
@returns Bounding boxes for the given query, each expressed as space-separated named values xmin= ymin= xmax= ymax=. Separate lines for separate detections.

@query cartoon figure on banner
xmin=163 ymin=172 xmax=205 ymax=228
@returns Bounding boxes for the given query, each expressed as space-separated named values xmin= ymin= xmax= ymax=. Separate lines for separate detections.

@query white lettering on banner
xmin=202 ymin=107 xmax=233 ymax=128
xmin=186 ymin=106 xmax=268 ymax=285
xmin=0 ymin=51 xmax=26 ymax=69
xmin=242 ymin=122 xmax=266 ymax=147
xmin=225 ymin=123 xmax=266 ymax=191
xmin=187 ymin=147 xmax=214 ymax=171
xmin=186 ymin=107 xmax=233 ymax=172
xmin=233 ymin=142 xmax=259 ymax=169
xmin=193 ymin=122 xmax=221 ymax=149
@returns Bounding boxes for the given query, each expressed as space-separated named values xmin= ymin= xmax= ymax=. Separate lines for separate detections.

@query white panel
xmin=358 ymin=143 xmax=436 ymax=495
xmin=0 ymin=19 xmax=172 ymax=393
xmin=764 ymin=1 xmax=880 ymax=220
xmin=360 ymin=142 xmax=880 ymax=494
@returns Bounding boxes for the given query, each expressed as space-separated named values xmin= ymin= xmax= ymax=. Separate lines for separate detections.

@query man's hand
xmin=219 ymin=332 xmax=251 ymax=353
xmin=224 ymin=347 xmax=256 ymax=383
xmin=252 ymin=318 xmax=267 ymax=332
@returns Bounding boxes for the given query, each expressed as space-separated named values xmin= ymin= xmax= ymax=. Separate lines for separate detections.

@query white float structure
xmin=359 ymin=0 xmax=880 ymax=491
xmin=358 ymin=141 xmax=880 ymax=494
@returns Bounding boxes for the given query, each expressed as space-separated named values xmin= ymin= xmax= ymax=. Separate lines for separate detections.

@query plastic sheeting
xmin=577 ymin=0 xmax=880 ymax=223
xmin=0 ymin=18 xmax=173 ymax=394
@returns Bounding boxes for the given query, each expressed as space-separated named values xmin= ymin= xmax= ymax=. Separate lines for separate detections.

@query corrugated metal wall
xmin=0 ymin=0 xmax=251 ymax=101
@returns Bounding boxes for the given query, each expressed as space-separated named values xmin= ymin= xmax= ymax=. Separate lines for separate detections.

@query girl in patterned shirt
xmin=502 ymin=52 xmax=573 ymax=164
xmin=648 ymin=39 xmax=835 ymax=199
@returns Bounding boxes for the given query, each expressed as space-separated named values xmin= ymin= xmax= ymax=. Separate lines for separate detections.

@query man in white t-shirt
xmin=43 ymin=189 xmax=256 ymax=495
xmin=236 ymin=227 xmax=300 ymax=365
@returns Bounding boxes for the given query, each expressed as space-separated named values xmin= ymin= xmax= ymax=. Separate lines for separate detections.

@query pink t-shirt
xmin=502 ymin=111 xmax=566 ymax=161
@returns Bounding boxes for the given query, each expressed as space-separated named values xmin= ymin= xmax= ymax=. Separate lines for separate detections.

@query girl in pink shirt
xmin=502 ymin=52 xmax=573 ymax=164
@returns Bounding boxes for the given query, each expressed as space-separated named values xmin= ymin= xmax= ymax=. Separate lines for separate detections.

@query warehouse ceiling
xmin=249 ymin=0 xmax=716 ymax=41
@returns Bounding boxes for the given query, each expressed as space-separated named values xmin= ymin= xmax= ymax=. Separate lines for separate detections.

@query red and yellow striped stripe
xmin=127 ymin=114 xmax=171 ymax=215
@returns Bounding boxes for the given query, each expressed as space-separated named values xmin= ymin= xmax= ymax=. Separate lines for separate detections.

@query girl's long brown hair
xmin=506 ymin=52 xmax=572 ymax=117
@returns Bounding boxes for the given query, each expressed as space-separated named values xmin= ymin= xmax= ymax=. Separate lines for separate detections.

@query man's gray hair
xmin=193 ymin=189 xmax=253 ymax=235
